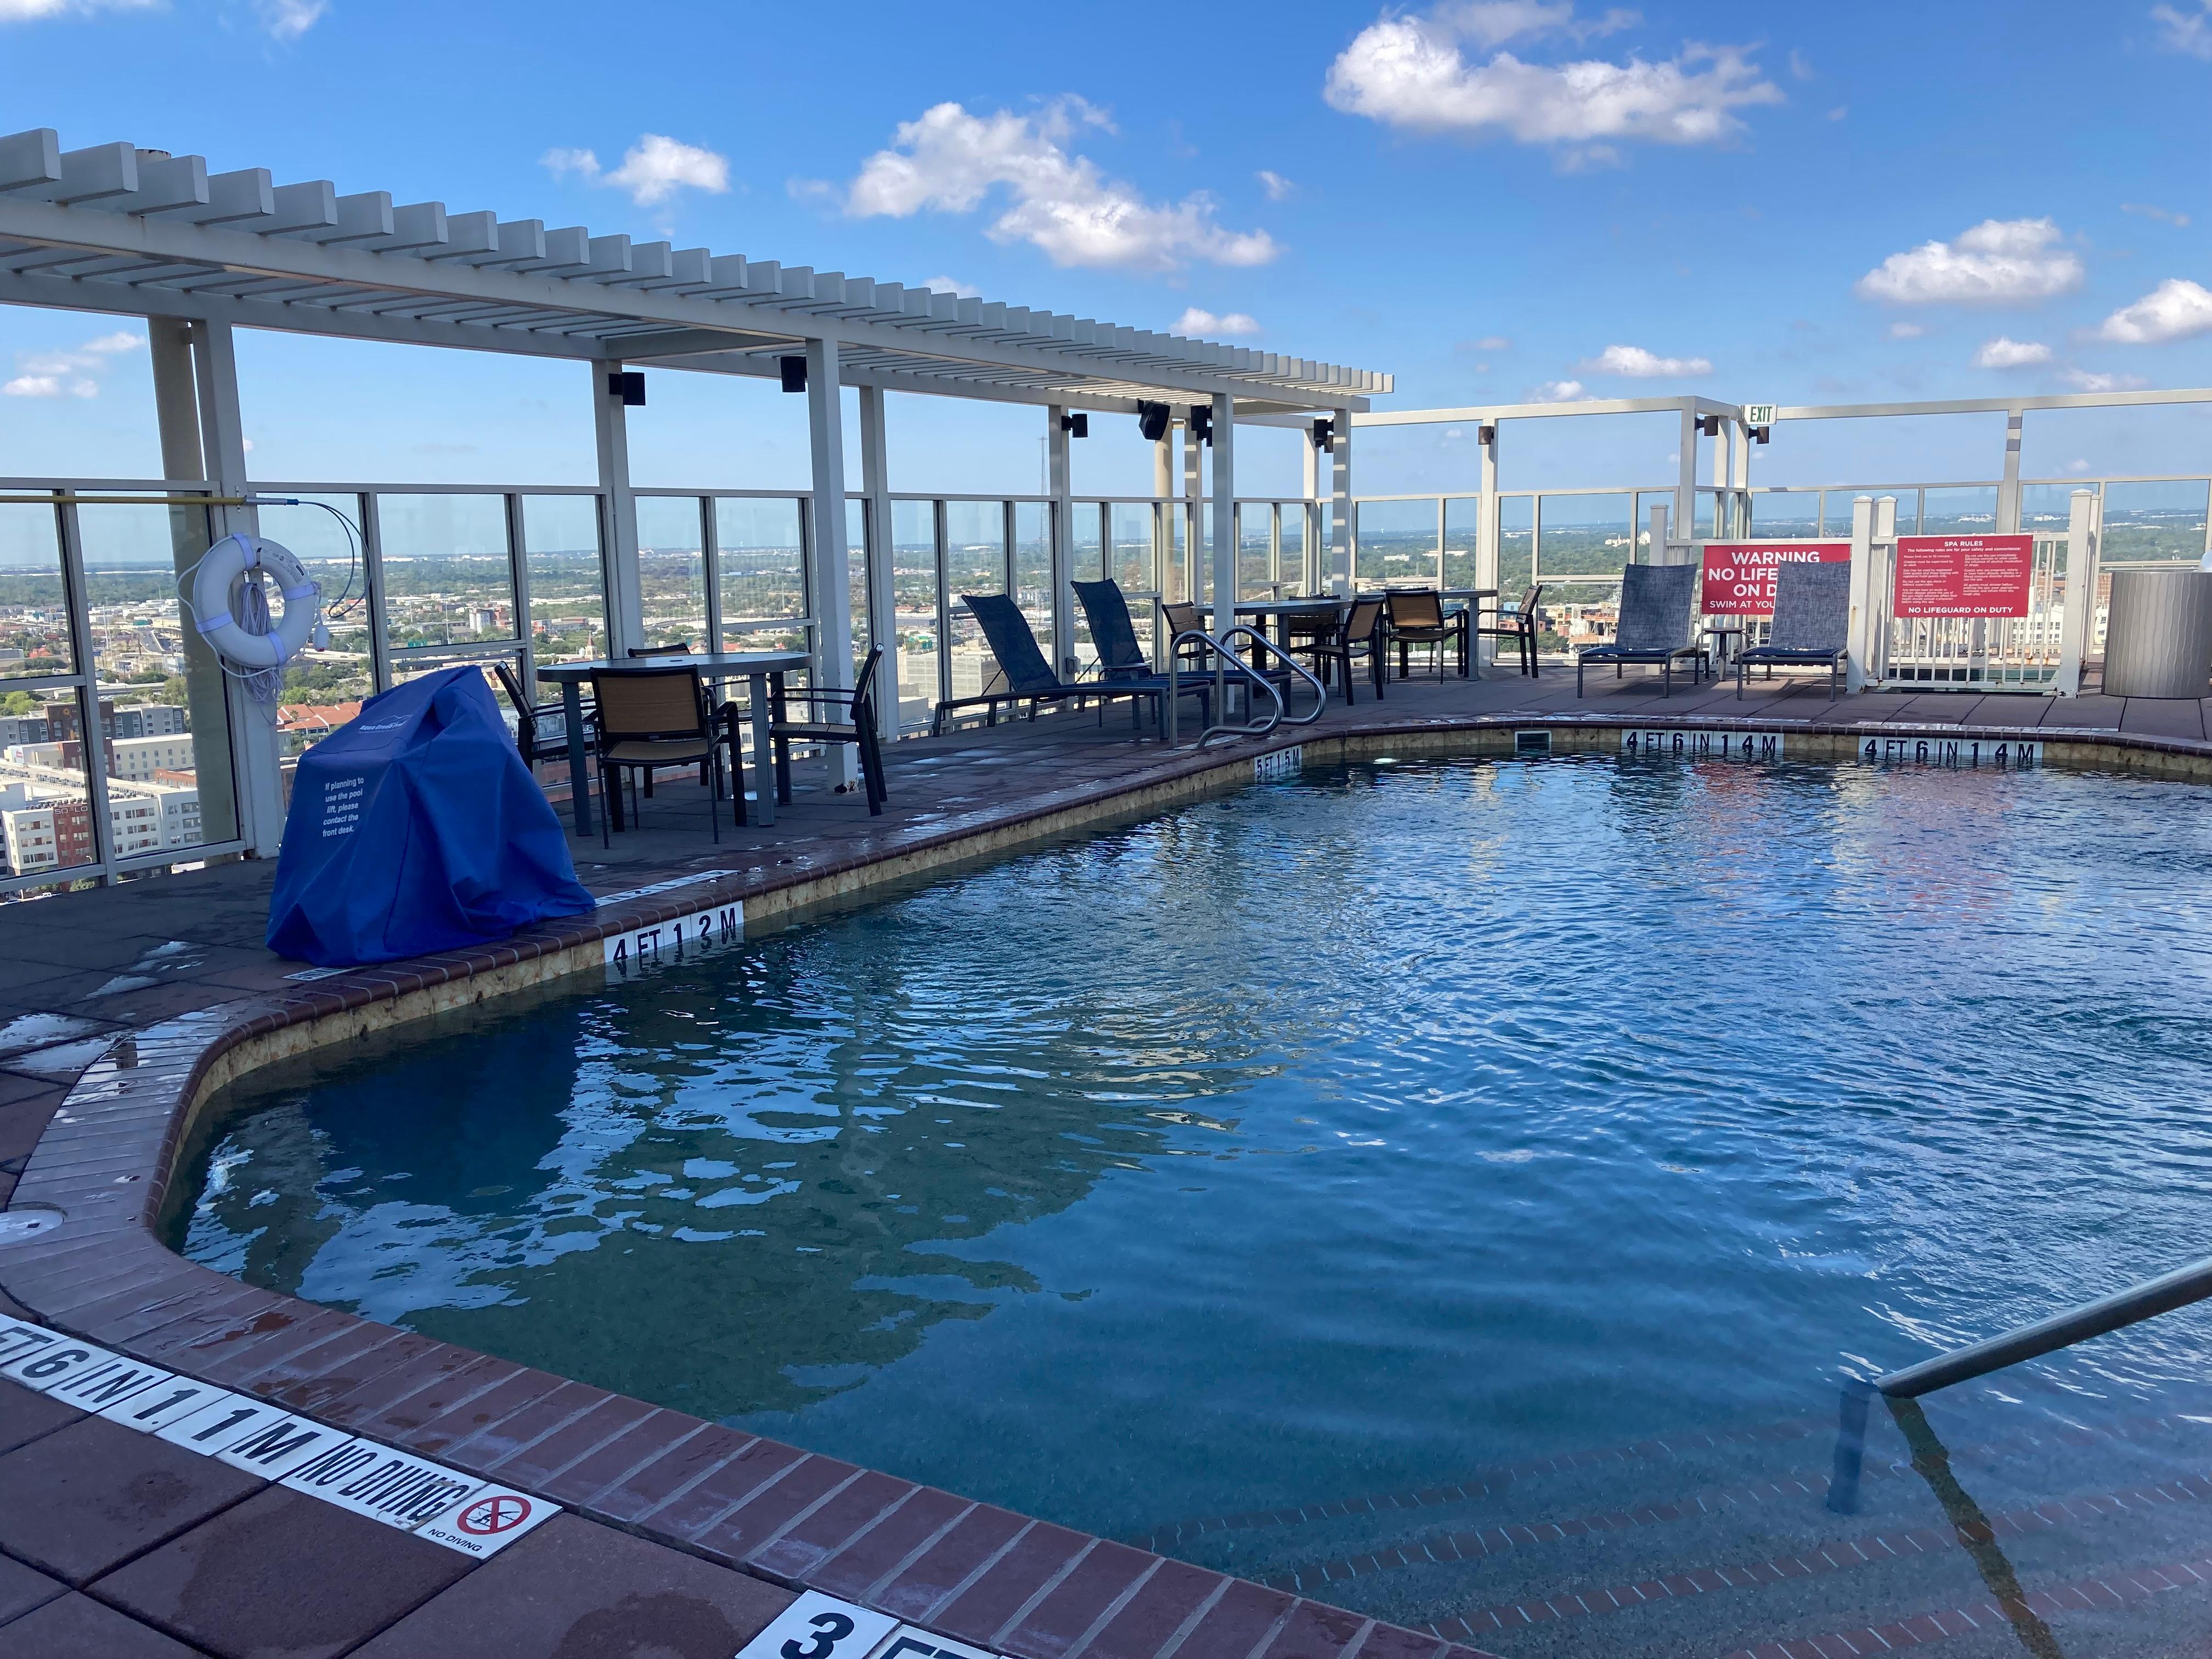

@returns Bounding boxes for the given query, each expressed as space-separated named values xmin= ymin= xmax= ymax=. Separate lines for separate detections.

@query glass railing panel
xmin=888 ymin=501 xmax=940 ymax=730
xmin=1922 ymin=485 xmax=2000 ymax=538
xmin=1014 ymin=501 xmax=1052 ymax=667
xmin=0 ymin=501 xmax=74 ymax=678
xmin=1443 ymin=496 xmax=1481 ymax=592
xmin=1237 ymin=502 xmax=1273 ymax=600
xmin=713 ymin=498 xmax=808 ymax=653
xmin=1355 ymin=497 xmax=1438 ymax=590
xmin=256 ymin=495 xmax=374 ymax=715
xmin=1278 ymin=502 xmax=1308 ymax=595
xmin=1499 ymin=495 xmax=1534 ymax=596
xmin=76 ymin=499 xmax=241 ymax=851
xmin=1533 ymin=573 xmax=1622 ymax=657
xmin=1538 ymin=492 xmax=1635 ymax=585
xmin=635 ymin=495 xmax=708 ymax=652
xmin=376 ymin=493 xmax=517 ymax=653
xmin=1109 ymin=503 xmax=1155 ymax=602
xmin=944 ymin=501 xmax=1007 ymax=704
xmin=2102 ymin=479 xmax=2210 ymax=563
xmin=520 ymin=495 xmax=608 ymax=668
xmin=1748 ymin=490 xmax=1820 ymax=538
xmin=0 ymin=683 xmax=100 ymax=891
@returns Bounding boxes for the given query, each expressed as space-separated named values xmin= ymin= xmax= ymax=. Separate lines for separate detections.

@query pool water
xmin=177 ymin=755 xmax=2212 ymax=1640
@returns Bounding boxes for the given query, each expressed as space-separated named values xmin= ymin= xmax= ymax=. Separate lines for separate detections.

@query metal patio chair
xmin=1384 ymin=589 xmax=1470 ymax=679
xmin=932 ymin=594 xmax=1208 ymax=735
xmin=587 ymin=664 xmax=736 ymax=845
xmin=1576 ymin=563 xmax=1708 ymax=697
xmin=766 ymin=645 xmax=889 ymax=816
xmin=491 ymin=659 xmax=593 ymax=776
xmin=1736 ymin=561 xmax=1851 ymax=701
xmin=1474 ymin=584 xmax=1545 ymax=678
xmin=1307 ymin=595 xmax=1387 ymax=704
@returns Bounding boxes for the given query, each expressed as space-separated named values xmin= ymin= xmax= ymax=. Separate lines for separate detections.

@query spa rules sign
xmin=1892 ymin=534 xmax=2034 ymax=618
xmin=1699 ymin=540 xmax=1851 ymax=617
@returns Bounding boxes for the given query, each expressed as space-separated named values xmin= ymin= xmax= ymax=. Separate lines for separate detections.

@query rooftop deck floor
xmin=2 ymin=658 xmax=2209 ymax=1659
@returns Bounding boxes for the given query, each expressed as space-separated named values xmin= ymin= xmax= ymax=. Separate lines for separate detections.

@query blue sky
xmin=3 ymin=0 xmax=2211 ymax=496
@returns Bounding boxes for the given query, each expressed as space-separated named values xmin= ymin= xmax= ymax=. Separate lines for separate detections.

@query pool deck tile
xmin=346 ymin=1513 xmax=794 ymax=1659
xmin=747 ymin=1468 xmax=934 ymax=1584
xmin=1343 ymin=1621 xmax=1462 ymax=1659
xmin=0 ymin=1370 xmax=86 ymax=1454
xmin=0 ymin=1413 xmax=263 ymax=1585
xmin=1254 ymin=1596 xmax=1374 ymax=1659
xmin=249 ymin=1323 xmax=444 ymax=1419
xmin=996 ymin=1538 xmax=1163 ymax=1659
xmin=88 ymin=1485 xmax=475 ymax=1659
xmin=437 ymin=1377 xmax=617 ymax=1471
xmin=691 ymin=1453 xmax=875 ymax=1573
xmin=1164 ymin=1574 xmax=1299 ymax=1659
xmin=929 ymin=1521 xmax=1097 ymax=1647
xmin=494 ymin=1395 xmax=663 ymax=1492
xmin=545 ymin=1409 xmax=713 ymax=1511
xmin=0 ymin=1548 xmax=69 ymax=1625
xmin=870 ymin=1505 xmax=1035 ymax=1623
xmin=588 ymin=1425 xmax=761 ymax=1527
xmin=351 ymin=1353 xmax=528 ymax=1444
xmin=397 ymin=1364 xmax=579 ymax=1461
xmin=1071 ymin=1557 xmax=1226 ymax=1659
xmin=1 ymin=1588 xmax=212 ymax=1656
xmin=804 ymin=1483 xmax=978 ymax=1604
xmin=647 ymin=1436 xmax=813 ymax=1542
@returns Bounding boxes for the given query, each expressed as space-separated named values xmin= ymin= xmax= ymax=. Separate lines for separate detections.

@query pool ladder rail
xmin=1161 ymin=625 xmax=1328 ymax=748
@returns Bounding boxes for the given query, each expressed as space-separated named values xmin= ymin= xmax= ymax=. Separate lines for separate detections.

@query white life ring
xmin=192 ymin=533 xmax=324 ymax=670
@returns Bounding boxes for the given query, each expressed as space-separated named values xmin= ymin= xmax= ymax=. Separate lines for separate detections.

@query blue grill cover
xmin=266 ymin=665 xmax=594 ymax=965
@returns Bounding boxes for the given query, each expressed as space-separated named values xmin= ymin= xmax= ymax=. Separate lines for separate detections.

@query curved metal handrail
xmin=1160 ymin=628 xmax=1279 ymax=747
xmin=1217 ymin=624 xmax=1328 ymax=727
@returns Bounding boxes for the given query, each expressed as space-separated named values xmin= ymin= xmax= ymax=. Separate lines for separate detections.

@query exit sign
xmin=1743 ymin=404 xmax=1776 ymax=425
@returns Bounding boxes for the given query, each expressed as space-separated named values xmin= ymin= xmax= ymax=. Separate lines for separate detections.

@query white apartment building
xmin=110 ymin=733 xmax=196 ymax=781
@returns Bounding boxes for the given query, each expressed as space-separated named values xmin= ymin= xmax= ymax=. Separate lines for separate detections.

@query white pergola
xmin=0 ymin=128 xmax=1392 ymax=854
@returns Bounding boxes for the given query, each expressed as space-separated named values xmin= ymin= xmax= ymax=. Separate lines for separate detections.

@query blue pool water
xmin=177 ymin=755 xmax=2212 ymax=1558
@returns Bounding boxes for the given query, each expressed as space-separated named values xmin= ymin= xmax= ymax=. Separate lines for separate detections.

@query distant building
xmin=110 ymin=733 xmax=195 ymax=781
xmin=114 ymin=703 xmax=187 ymax=740
xmin=276 ymin=702 xmax=361 ymax=755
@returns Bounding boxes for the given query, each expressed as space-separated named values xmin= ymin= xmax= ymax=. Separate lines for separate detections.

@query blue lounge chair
xmin=1576 ymin=563 xmax=1707 ymax=696
xmin=1737 ymin=561 xmax=1850 ymax=700
xmin=930 ymin=593 xmax=1209 ymax=735
xmin=1073 ymin=578 xmax=1299 ymax=708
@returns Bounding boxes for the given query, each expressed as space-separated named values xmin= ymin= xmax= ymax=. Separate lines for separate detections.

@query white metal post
xmin=1153 ymin=427 xmax=1175 ymax=604
xmin=1846 ymin=494 xmax=1876 ymax=692
xmin=1476 ymin=421 xmax=1500 ymax=669
xmin=1730 ymin=417 xmax=1752 ymax=536
xmin=2055 ymin=487 xmax=2100 ymax=696
xmin=190 ymin=320 xmax=286 ymax=856
xmin=1300 ymin=425 xmax=1322 ymax=593
xmin=1182 ymin=416 xmax=1202 ymax=605
xmin=858 ymin=385 xmax=897 ymax=742
xmin=592 ymin=362 xmax=644 ymax=655
xmin=1997 ymin=408 xmax=2025 ymax=534
xmin=1647 ymin=503 xmax=1673 ymax=566
xmin=1047 ymin=404 xmax=1076 ymax=675
xmin=1210 ymin=392 xmax=1236 ymax=637
xmin=805 ymin=337 xmax=857 ymax=788
xmin=1676 ymin=403 xmax=1700 ymax=557
xmin=1330 ymin=407 xmax=1353 ymax=595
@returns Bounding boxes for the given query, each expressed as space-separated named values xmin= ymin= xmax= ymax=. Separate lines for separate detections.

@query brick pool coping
xmin=6 ymin=701 xmax=2211 ymax=1659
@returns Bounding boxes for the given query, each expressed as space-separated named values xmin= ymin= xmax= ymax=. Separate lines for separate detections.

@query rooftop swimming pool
xmin=173 ymin=754 xmax=2212 ymax=1649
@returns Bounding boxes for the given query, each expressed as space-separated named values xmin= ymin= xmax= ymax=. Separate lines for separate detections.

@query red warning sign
xmin=1699 ymin=540 xmax=1851 ymax=618
xmin=458 ymin=1493 xmax=533 ymax=1535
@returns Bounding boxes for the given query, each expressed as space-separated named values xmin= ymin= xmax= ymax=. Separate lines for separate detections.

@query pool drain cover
xmin=0 ymin=1207 xmax=64 ymax=1244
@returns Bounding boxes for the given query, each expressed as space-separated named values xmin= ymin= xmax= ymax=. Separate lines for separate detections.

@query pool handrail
xmin=1875 ymin=1251 xmax=2212 ymax=1398
xmin=1163 ymin=626 xmax=1327 ymax=747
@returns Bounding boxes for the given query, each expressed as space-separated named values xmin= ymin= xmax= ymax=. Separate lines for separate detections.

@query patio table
xmin=538 ymin=648 xmax=812 ymax=835
xmin=1201 ymin=589 xmax=1500 ymax=674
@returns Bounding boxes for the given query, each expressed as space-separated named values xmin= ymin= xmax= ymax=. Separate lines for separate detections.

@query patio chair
xmin=932 ymin=594 xmax=1207 ymax=735
xmin=1160 ymin=600 xmax=1215 ymax=678
xmin=1736 ymin=561 xmax=1851 ymax=701
xmin=1071 ymin=578 xmax=1159 ymax=679
xmin=626 ymin=645 xmax=711 ymax=788
xmin=587 ymin=664 xmax=737 ymax=846
xmin=766 ymin=645 xmax=888 ymax=815
xmin=1307 ymin=596 xmax=1387 ymax=704
xmin=1384 ymin=589 xmax=1470 ymax=679
xmin=1576 ymin=563 xmax=1708 ymax=697
xmin=1474 ymin=584 xmax=1545 ymax=678
xmin=490 ymin=659 xmax=592 ymax=775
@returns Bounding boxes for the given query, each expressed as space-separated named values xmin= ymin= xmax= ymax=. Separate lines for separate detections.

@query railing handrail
xmin=1161 ymin=627 xmax=1280 ymax=747
xmin=1216 ymin=624 xmax=1328 ymax=728
xmin=1875 ymin=1252 xmax=2212 ymax=1398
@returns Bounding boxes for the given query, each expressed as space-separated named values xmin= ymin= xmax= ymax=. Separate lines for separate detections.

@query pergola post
xmin=1046 ymin=404 xmax=1076 ymax=676
xmin=1182 ymin=416 xmax=1202 ymax=605
xmin=1152 ymin=426 xmax=1176 ymax=608
xmin=184 ymin=319 xmax=285 ymax=857
xmin=1476 ymin=420 xmax=1500 ymax=671
xmin=1997 ymin=408 xmax=2025 ymax=534
xmin=1730 ymin=415 xmax=1752 ymax=536
xmin=1210 ymin=392 xmax=1236 ymax=637
xmin=1329 ymin=406 xmax=1353 ymax=595
xmin=592 ymin=362 xmax=644 ymax=655
xmin=857 ymin=385 xmax=896 ymax=742
xmin=805 ymin=335 xmax=857 ymax=788
xmin=1300 ymin=423 xmax=1322 ymax=593
xmin=1676 ymin=403 xmax=1700 ymax=553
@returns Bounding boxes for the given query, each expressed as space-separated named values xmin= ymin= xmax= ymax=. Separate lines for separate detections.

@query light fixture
xmin=1137 ymin=401 xmax=1170 ymax=442
xmin=606 ymin=370 xmax=645 ymax=407
xmin=1188 ymin=405 xmax=1212 ymax=445
xmin=1752 ymin=425 xmax=1771 ymax=445
xmin=1697 ymin=415 xmax=1720 ymax=438
xmin=778 ymin=356 xmax=807 ymax=394
xmin=1477 ymin=424 xmax=1496 ymax=445
xmin=1062 ymin=413 xmax=1088 ymax=438
xmin=1311 ymin=418 xmax=1334 ymax=449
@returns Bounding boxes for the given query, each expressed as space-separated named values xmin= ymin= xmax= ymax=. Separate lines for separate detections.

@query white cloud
xmin=0 ymin=0 xmax=155 ymax=18
xmin=2062 ymin=370 xmax=2149 ymax=392
xmin=1534 ymin=379 xmax=1587 ymax=400
xmin=1788 ymin=48 xmax=1813 ymax=80
xmin=1323 ymin=4 xmax=1781 ymax=155
xmin=1826 ymin=105 xmax=1847 ymax=121
xmin=1972 ymin=336 xmax=2052 ymax=368
xmin=1173 ymin=307 xmax=1261 ymax=337
xmin=542 ymin=136 xmax=730 ymax=207
xmin=921 ymin=275 xmax=981 ymax=299
xmin=1855 ymin=218 xmax=2084 ymax=306
xmin=846 ymin=99 xmax=1277 ymax=273
xmin=1465 ymin=334 xmax=1513 ymax=350
xmin=2095 ymin=278 xmax=2212 ymax=343
xmin=2 ymin=330 xmax=143 ymax=399
xmin=2 ymin=375 xmax=61 ymax=397
xmin=2152 ymin=1 xmax=2212 ymax=59
xmin=256 ymin=0 xmax=324 ymax=38
xmin=1887 ymin=321 xmax=1926 ymax=339
xmin=81 ymin=330 xmax=144 ymax=354
xmin=1256 ymin=169 xmax=1296 ymax=201
xmin=2122 ymin=201 xmax=2191 ymax=227
xmin=1583 ymin=342 xmax=1711 ymax=376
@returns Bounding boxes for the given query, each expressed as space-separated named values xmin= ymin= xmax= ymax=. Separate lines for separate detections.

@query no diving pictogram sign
xmin=417 ymin=1485 xmax=559 ymax=1558
xmin=458 ymin=1493 xmax=533 ymax=1535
